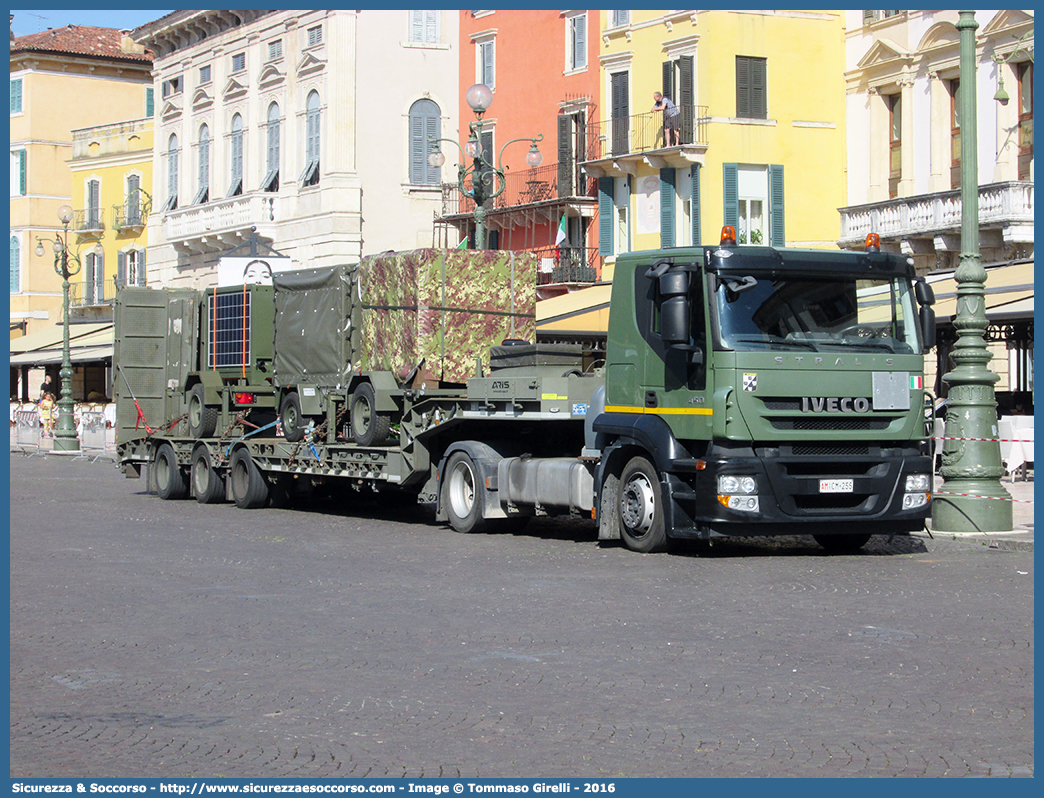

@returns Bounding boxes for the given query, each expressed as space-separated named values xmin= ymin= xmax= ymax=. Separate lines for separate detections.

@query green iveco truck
xmin=114 ymin=233 xmax=936 ymax=553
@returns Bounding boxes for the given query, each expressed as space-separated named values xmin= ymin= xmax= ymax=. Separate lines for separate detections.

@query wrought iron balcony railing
xmin=439 ymin=161 xmax=596 ymax=217
xmin=585 ymin=105 xmax=709 ymax=160
xmin=73 ymin=208 xmax=104 ymax=233
xmin=531 ymin=246 xmax=598 ymax=287
xmin=69 ymin=276 xmax=119 ymax=307
xmin=112 ymin=194 xmax=151 ymax=230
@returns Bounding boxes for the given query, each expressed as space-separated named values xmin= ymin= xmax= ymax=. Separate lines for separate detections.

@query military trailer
xmin=115 ymin=232 xmax=936 ymax=553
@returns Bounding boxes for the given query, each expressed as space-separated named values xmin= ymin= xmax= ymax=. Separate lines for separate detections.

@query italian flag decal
xmin=910 ymin=376 xmax=923 ymax=389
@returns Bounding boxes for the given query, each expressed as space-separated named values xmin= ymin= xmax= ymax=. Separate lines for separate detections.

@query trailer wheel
xmin=154 ymin=442 xmax=188 ymax=500
xmin=191 ymin=446 xmax=225 ymax=504
xmin=814 ymin=533 xmax=872 ymax=553
xmin=617 ymin=456 xmax=668 ymax=553
xmin=280 ymin=392 xmax=306 ymax=442
xmin=350 ymin=383 xmax=391 ymax=445
xmin=187 ymin=384 xmax=217 ymax=439
xmin=442 ymin=451 xmax=488 ymax=534
xmin=230 ymin=448 xmax=269 ymax=509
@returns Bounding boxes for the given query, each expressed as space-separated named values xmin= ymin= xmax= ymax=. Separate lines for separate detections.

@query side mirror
xmin=915 ymin=279 xmax=935 ymax=305
xmin=659 ymin=270 xmax=689 ymax=345
xmin=920 ymin=305 xmax=936 ymax=353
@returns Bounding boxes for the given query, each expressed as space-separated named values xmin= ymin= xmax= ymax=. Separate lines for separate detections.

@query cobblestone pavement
xmin=9 ymin=454 xmax=1034 ymax=778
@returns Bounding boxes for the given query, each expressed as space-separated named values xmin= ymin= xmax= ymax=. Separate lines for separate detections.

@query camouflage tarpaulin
xmin=359 ymin=248 xmax=536 ymax=384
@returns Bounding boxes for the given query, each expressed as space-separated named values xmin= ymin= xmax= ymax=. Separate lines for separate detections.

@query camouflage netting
xmin=274 ymin=249 xmax=537 ymax=388
xmin=358 ymin=248 xmax=536 ymax=384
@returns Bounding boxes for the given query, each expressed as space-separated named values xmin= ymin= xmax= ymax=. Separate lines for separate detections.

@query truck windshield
xmin=713 ymin=272 xmax=922 ymax=354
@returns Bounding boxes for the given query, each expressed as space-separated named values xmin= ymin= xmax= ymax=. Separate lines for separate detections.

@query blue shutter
xmin=769 ymin=164 xmax=785 ymax=246
xmin=10 ymin=235 xmax=20 ymax=293
xmin=117 ymin=250 xmax=127 ymax=288
xmin=690 ymin=164 xmax=701 ymax=246
xmin=723 ymin=163 xmax=738 ymax=229
xmin=660 ymin=168 xmax=676 ymax=249
xmin=598 ymin=177 xmax=614 ymax=257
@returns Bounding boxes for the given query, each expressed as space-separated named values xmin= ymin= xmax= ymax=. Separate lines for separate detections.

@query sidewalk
xmin=924 ymin=473 xmax=1035 ymax=551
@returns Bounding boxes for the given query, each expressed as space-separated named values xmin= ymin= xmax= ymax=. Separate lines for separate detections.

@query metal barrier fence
xmin=80 ymin=411 xmax=107 ymax=456
xmin=14 ymin=409 xmax=40 ymax=452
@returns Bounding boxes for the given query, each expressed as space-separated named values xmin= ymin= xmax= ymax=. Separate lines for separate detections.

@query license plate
xmin=820 ymin=479 xmax=854 ymax=493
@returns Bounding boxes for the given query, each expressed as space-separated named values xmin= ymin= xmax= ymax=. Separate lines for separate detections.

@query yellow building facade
xmin=586 ymin=10 xmax=847 ymax=282
xmin=10 ymin=25 xmax=153 ymax=339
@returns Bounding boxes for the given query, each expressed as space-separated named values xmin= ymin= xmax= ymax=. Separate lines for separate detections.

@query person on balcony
xmin=651 ymin=92 xmax=681 ymax=147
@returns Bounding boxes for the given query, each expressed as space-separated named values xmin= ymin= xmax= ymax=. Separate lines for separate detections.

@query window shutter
xmin=10 ymin=235 xmax=20 ymax=292
xmin=89 ymin=180 xmax=100 ymax=227
xmin=598 ymin=177 xmax=614 ymax=256
xmin=690 ymin=164 xmax=701 ymax=246
xmin=117 ymin=250 xmax=127 ymax=288
xmin=19 ymin=149 xmax=27 ymax=195
xmin=679 ymin=55 xmax=694 ymax=144
xmin=661 ymin=60 xmax=673 ymax=100
xmin=138 ymin=249 xmax=147 ymax=286
xmin=751 ymin=58 xmax=767 ymax=119
xmin=127 ymin=174 xmax=141 ymax=225
xmin=611 ymin=72 xmax=629 ymax=156
xmin=482 ymin=41 xmax=494 ymax=88
xmin=410 ymin=11 xmax=424 ymax=41
xmin=736 ymin=58 xmax=750 ymax=118
xmin=863 ymin=10 xmax=879 ymax=24
xmin=425 ymin=11 xmax=439 ymax=44
xmin=573 ymin=16 xmax=586 ymax=69
xmin=11 ymin=78 xmax=22 ymax=113
xmin=660 ymin=168 xmax=676 ymax=249
xmin=769 ymin=164 xmax=785 ymax=246
xmin=557 ymin=114 xmax=573 ymax=197
xmin=723 ymin=163 xmax=739 ymax=229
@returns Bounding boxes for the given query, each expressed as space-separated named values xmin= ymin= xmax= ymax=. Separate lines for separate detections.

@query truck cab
xmin=594 ymin=230 xmax=936 ymax=552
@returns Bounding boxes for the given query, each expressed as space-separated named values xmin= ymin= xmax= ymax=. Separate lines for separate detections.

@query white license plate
xmin=820 ymin=479 xmax=854 ymax=493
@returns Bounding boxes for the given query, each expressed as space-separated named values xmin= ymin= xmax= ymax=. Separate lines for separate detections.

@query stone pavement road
xmin=9 ymin=454 xmax=1034 ymax=778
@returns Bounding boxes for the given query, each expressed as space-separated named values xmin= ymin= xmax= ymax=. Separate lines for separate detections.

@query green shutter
xmin=723 ymin=163 xmax=738 ymax=229
xmin=598 ymin=177 xmax=614 ymax=256
xmin=691 ymin=164 xmax=701 ymax=246
xmin=139 ymin=249 xmax=147 ymax=286
xmin=117 ymin=251 xmax=127 ymax=288
xmin=661 ymin=60 xmax=673 ymax=99
xmin=557 ymin=114 xmax=573 ymax=197
xmin=11 ymin=78 xmax=23 ymax=113
xmin=660 ymin=168 xmax=676 ymax=249
xmin=736 ymin=58 xmax=749 ymax=118
xmin=19 ymin=149 xmax=27 ymax=195
xmin=769 ymin=164 xmax=785 ymax=246
xmin=146 ymin=86 xmax=154 ymax=117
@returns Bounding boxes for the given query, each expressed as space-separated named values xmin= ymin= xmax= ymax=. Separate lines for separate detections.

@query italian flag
xmin=555 ymin=215 xmax=567 ymax=247
xmin=910 ymin=376 xmax=923 ymax=389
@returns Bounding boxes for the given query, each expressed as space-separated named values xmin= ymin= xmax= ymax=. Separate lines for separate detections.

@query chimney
xmin=120 ymin=29 xmax=145 ymax=54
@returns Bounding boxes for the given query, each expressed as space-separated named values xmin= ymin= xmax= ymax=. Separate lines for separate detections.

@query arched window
xmin=262 ymin=102 xmax=280 ymax=192
xmin=193 ymin=124 xmax=210 ymax=204
xmin=228 ymin=113 xmax=244 ymax=196
xmin=10 ymin=234 xmax=20 ymax=294
xmin=301 ymin=90 xmax=320 ymax=186
xmin=163 ymin=133 xmax=179 ymax=211
xmin=409 ymin=98 xmax=442 ymax=185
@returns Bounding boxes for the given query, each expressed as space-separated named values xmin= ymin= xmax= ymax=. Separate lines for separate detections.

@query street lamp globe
xmin=428 ymin=150 xmax=446 ymax=168
xmin=525 ymin=144 xmax=543 ymax=168
xmin=53 ymin=239 xmax=64 ymax=255
xmin=35 ymin=242 xmax=45 ymax=258
xmin=465 ymin=136 xmax=482 ymax=159
xmin=57 ymin=205 xmax=74 ymax=224
xmin=465 ymin=83 xmax=493 ymax=115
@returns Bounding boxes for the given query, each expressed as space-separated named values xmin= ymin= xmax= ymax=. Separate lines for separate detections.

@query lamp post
xmin=34 ymin=204 xmax=98 ymax=453
xmin=932 ymin=11 xmax=1013 ymax=532
xmin=429 ymin=83 xmax=543 ymax=249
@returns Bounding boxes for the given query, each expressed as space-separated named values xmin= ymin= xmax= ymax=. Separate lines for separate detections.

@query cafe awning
xmin=8 ymin=322 xmax=114 ymax=367
xmin=925 ymin=259 xmax=1034 ymax=323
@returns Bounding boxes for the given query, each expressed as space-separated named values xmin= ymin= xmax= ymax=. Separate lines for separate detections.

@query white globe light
xmin=428 ymin=151 xmax=446 ymax=168
xmin=525 ymin=146 xmax=543 ymax=168
xmin=465 ymin=83 xmax=493 ymax=113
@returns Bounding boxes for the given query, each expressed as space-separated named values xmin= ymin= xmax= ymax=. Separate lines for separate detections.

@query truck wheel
xmin=187 ymin=384 xmax=217 ymax=439
xmin=280 ymin=392 xmax=306 ymax=442
xmin=442 ymin=451 xmax=488 ymax=534
xmin=191 ymin=446 xmax=225 ymax=504
xmin=814 ymin=533 xmax=872 ymax=553
xmin=617 ymin=456 xmax=668 ymax=553
xmin=230 ymin=448 xmax=269 ymax=509
xmin=351 ymin=383 xmax=391 ymax=445
xmin=154 ymin=442 xmax=188 ymax=500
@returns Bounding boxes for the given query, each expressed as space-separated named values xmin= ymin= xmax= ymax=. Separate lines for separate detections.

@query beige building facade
xmin=132 ymin=10 xmax=460 ymax=290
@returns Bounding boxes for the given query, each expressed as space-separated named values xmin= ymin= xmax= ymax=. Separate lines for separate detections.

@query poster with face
xmin=636 ymin=175 xmax=661 ymax=236
xmin=217 ymin=256 xmax=295 ymax=286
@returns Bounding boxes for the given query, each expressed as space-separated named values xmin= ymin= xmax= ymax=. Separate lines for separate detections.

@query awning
xmin=925 ymin=260 xmax=1034 ymax=323
xmin=8 ymin=323 xmax=114 ymax=367
xmin=536 ymin=283 xmax=613 ymax=335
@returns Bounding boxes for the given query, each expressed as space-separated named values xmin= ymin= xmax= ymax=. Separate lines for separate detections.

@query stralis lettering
xmin=802 ymin=397 xmax=871 ymax=413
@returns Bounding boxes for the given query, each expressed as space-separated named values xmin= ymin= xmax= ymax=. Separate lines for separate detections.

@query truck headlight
xmin=905 ymin=474 xmax=931 ymax=492
xmin=717 ymin=475 xmax=759 ymax=512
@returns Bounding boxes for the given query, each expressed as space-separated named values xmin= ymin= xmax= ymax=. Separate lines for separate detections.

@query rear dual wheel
xmin=154 ymin=442 xmax=188 ymax=500
xmin=229 ymin=448 xmax=269 ymax=509
xmin=191 ymin=447 xmax=225 ymax=504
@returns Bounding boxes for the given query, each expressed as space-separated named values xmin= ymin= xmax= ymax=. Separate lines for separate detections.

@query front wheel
xmin=617 ymin=456 xmax=668 ymax=553
xmin=154 ymin=442 xmax=188 ymax=500
xmin=229 ymin=448 xmax=269 ymax=509
xmin=814 ymin=533 xmax=872 ymax=553
xmin=442 ymin=451 xmax=488 ymax=534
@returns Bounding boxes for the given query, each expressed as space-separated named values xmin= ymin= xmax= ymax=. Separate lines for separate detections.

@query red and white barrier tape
xmin=931 ymin=435 xmax=1033 ymax=443
xmin=934 ymin=491 xmax=1034 ymax=504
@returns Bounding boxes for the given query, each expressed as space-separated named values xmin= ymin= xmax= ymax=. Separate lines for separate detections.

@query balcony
xmin=73 ymin=208 xmax=104 ymax=234
xmin=582 ymin=106 xmax=709 ymax=178
xmin=838 ymin=181 xmax=1035 ymax=252
xmin=112 ymin=193 xmax=150 ymax=232
xmin=438 ymin=161 xmax=595 ymax=218
xmin=531 ymin=246 xmax=598 ymax=288
xmin=69 ymin=277 xmax=118 ymax=308
xmin=163 ymin=190 xmax=279 ymax=253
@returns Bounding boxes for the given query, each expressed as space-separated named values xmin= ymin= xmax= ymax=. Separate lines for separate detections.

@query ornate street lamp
xmin=34 ymin=205 xmax=101 ymax=453
xmin=429 ymin=83 xmax=543 ymax=249
xmin=933 ymin=11 xmax=1013 ymax=532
